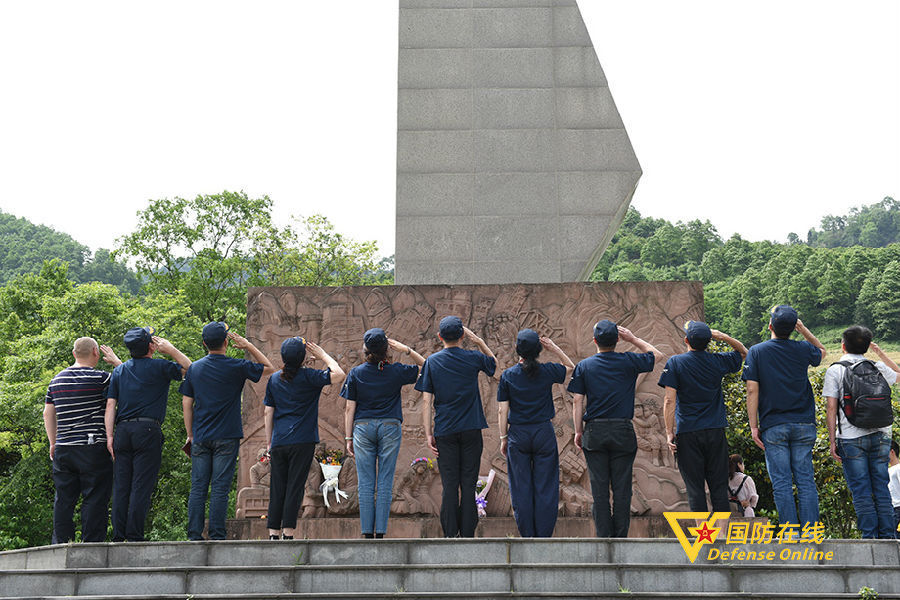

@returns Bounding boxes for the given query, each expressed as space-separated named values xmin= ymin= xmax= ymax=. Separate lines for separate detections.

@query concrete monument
xmin=235 ymin=282 xmax=697 ymax=529
xmin=396 ymin=0 xmax=641 ymax=285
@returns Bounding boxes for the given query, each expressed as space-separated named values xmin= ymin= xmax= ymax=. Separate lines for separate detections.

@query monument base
xmin=225 ymin=515 xmax=709 ymax=540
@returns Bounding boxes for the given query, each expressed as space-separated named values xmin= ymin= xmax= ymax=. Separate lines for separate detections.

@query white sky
xmin=1 ymin=1 xmax=897 ymax=259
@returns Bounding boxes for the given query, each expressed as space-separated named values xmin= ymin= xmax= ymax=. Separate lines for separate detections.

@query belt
xmin=585 ymin=418 xmax=632 ymax=423
xmin=118 ymin=417 xmax=161 ymax=426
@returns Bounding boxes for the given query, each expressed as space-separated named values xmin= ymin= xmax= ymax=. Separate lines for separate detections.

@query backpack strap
xmin=729 ymin=474 xmax=749 ymax=512
xmin=830 ymin=361 xmax=853 ymax=435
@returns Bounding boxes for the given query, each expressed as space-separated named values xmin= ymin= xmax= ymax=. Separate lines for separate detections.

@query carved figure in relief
xmin=249 ymin=446 xmax=271 ymax=488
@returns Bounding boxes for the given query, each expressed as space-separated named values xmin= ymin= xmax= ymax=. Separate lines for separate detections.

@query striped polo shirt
xmin=45 ymin=366 xmax=111 ymax=445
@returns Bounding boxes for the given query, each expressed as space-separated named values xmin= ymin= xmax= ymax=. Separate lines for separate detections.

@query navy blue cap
xmin=364 ymin=328 xmax=388 ymax=352
xmin=281 ymin=336 xmax=307 ymax=365
xmin=683 ymin=320 xmax=711 ymax=346
xmin=124 ymin=326 xmax=155 ymax=353
xmin=202 ymin=321 xmax=229 ymax=345
xmin=516 ymin=329 xmax=541 ymax=356
xmin=439 ymin=316 xmax=464 ymax=341
xmin=593 ymin=319 xmax=619 ymax=347
xmin=770 ymin=304 xmax=798 ymax=336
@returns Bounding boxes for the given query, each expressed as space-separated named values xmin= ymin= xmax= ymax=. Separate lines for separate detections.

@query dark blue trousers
xmin=111 ymin=420 xmax=163 ymax=542
xmin=507 ymin=421 xmax=559 ymax=537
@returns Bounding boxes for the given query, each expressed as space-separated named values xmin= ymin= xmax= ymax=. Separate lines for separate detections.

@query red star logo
xmin=695 ymin=522 xmax=716 ymax=543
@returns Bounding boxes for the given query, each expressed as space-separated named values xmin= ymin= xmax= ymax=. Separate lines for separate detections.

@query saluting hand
xmin=617 ymin=326 xmax=637 ymax=344
xmin=99 ymin=344 xmax=123 ymax=366
xmin=152 ymin=336 xmax=175 ymax=354
xmin=387 ymin=338 xmax=409 ymax=355
xmin=306 ymin=341 xmax=325 ymax=360
xmin=227 ymin=331 xmax=249 ymax=349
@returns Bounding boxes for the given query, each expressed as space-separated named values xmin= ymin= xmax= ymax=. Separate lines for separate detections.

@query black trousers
xmin=435 ymin=429 xmax=483 ymax=537
xmin=111 ymin=420 xmax=163 ymax=542
xmin=675 ymin=427 xmax=731 ymax=512
xmin=583 ymin=419 xmax=637 ymax=538
xmin=267 ymin=442 xmax=316 ymax=530
xmin=52 ymin=443 xmax=113 ymax=543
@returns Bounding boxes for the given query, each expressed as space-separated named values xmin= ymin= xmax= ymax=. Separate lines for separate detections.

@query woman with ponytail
xmin=497 ymin=329 xmax=574 ymax=537
xmin=340 ymin=328 xmax=424 ymax=538
xmin=264 ymin=337 xmax=344 ymax=540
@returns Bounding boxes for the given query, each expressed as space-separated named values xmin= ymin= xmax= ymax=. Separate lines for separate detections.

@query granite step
xmin=2 ymin=562 xmax=900 ymax=597
xmin=2 ymin=538 xmax=897 ymax=570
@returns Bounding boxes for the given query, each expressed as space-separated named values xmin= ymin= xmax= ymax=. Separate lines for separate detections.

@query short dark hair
xmin=842 ymin=325 xmax=873 ymax=355
xmin=204 ymin=339 xmax=225 ymax=352
xmin=687 ymin=338 xmax=710 ymax=351
xmin=891 ymin=439 xmax=899 ymax=457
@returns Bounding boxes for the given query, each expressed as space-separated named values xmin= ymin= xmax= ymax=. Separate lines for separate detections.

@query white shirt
xmin=888 ymin=463 xmax=900 ymax=508
xmin=728 ymin=472 xmax=758 ymax=517
xmin=822 ymin=354 xmax=897 ymax=439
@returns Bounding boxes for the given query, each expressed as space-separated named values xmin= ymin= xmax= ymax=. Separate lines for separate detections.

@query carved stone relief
xmin=238 ymin=282 xmax=701 ymax=520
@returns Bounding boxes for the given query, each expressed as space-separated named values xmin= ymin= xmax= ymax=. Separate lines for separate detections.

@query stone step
xmin=2 ymin=538 xmax=898 ymax=570
xmin=2 ymin=563 xmax=900 ymax=597
xmin=4 ymin=595 xmax=900 ymax=600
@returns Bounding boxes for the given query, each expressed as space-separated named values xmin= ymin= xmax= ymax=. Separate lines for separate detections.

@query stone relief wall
xmin=237 ymin=282 xmax=701 ymax=520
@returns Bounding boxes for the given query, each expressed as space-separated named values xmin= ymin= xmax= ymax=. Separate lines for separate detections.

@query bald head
xmin=73 ymin=337 xmax=100 ymax=366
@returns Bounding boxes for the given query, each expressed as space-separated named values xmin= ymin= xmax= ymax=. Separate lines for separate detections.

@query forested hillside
xmin=591 ymin=197 xmax=900 ymax=343
xmin=0 ymin=210 xmax=140 ymax=293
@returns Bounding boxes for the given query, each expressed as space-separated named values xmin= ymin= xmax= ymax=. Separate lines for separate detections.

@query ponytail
xmin=280 ymin=361 xmax=301 ymax=382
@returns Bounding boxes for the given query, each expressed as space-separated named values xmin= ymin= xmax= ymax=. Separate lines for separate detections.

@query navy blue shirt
xmin=742 ymin=338 xmax=822 ymax=430
xmin=179 ymin=354 xmax=265 ymax=443
xmin=108 ymin=357 xmax=183 ymax=423
xmin=657 ymin=350 xmax=743 ymax=434
xmin=414 ymin=347 xmax=496 ymax=436
xmin=567 ymin=352 xmax=655 ymax=420
xmin=264 ymin=368 xmax=331 ymax=447
xmin=340 ymin=362 xmax=419 ymax=423
xmin=497 ymin=362 xmax=567 ymax=425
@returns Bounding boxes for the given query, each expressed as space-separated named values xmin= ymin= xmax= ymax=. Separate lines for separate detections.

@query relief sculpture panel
xmin=238 ymin=282 xmax=702 ymax=520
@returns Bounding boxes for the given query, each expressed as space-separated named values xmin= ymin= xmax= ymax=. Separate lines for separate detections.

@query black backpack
xmin=833 ymin=360 xmax=894 ymax=430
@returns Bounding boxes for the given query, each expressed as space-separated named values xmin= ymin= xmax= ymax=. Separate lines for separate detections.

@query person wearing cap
xmin=416 ymin=316 xmax=497 ymax=538
xmin=180 ymin=322 xmax=276 ymax=541
xmin=264 ymin=336 xmax=344 ymax=540
xmin=104 ymin=327 xmax=192 ymax=542
xmin=340 ymin=328 xmax=425 ymax=538
xmin=743 ymin=305 xmax=826 ymax=528
xmin=567 ymin=319 xmax=664 ymax=538
xmin=823 ymin=326 xmax=899 ymax=539
xmin=43 ymin=337 xmax=122 ymax=543
xmin=658 ymin=321 xmax=747 ymax=513
xmin=497 ymin=329 xmax=574 ymax=537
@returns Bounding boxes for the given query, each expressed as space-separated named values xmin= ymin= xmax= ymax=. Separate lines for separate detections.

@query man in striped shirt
xmin=43 ymin=337 xmax=122 ymax=543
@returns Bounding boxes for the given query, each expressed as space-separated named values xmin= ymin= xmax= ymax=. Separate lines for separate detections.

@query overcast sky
xmin=1 ymin=1 xmax=897 ymax=259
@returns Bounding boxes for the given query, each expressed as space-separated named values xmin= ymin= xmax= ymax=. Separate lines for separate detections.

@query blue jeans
xmin=188 ymin=438 xmax=239 ymax=540
xmin=353 ymin=419 xmax=402 ymax=535
xmin=837 ymin=432 xmax=896 ymax=539
xmin=760 ymin=422 xmax=819 ymax=527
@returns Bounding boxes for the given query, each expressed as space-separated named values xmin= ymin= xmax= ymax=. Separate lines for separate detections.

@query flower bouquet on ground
xmin=475 ymin=469 xmax=496 ymax=518
xmin=315 ymin=447 xmax=348 ymax=509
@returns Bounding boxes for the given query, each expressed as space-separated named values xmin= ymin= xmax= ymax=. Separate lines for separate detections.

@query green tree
xmin=117 ymin=191 xmax=277 ymax=324
xmin=873 ymin=261 xmax=900 ymax=337
xmin=253 ymin=215 xmax=387 ymax=287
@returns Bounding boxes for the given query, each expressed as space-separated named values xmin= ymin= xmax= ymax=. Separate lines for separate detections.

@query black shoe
xmin=269 ymin=535 xmax=280 ymax=540
xmin=282 ymin=535 xmax=293 ymax=540
xmin=363 ymin=533 xmax=375 ymax=539
xmin=375 ymin=533 xmax=384 ymax=539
